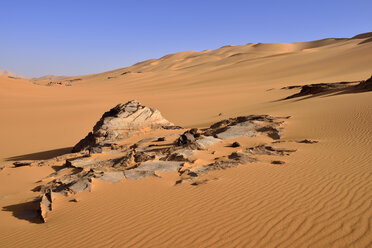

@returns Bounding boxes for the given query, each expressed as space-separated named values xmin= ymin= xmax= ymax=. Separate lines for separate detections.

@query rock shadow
xmin=5 ymin=147 xmax=72 ymax=161
xmin=278 ymin=75 xmax=372 ymax=102
xmin=2 ymin=199 xmax=43 ymax=224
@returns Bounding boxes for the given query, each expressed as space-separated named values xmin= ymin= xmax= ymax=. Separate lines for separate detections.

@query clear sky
xmin=1 ymin=0 xmax=371 ymax=77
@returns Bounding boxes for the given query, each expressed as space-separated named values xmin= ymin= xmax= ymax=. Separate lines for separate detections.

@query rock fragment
xmin=13 ymin=161 xmax=32 ymax=167
xmin=297 ymin=139 xmax=319 ymax=144
xmin=231 ymin=142 xmax=241 ymax=148
xmin=271 ymin=160 xmax=285 ymax=165
xmin=39 ymin=191 xmax=52 ymax=222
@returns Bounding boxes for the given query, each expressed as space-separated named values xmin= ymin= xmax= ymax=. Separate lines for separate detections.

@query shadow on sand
xmin=5 ymin=147 xmax=73 ymax=161
xmin=2 ymin=199 xmax=43 ymax=224
xmin=277 ymin=76 xmax=372 ymax=102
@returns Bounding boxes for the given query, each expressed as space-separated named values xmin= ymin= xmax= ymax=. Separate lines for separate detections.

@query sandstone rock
xmin=196 ymin=136 xmax=222 ymax=148
xmin=124 ymin=170 xmax=156 ymax=180
xmin=39 ymin=191 xmax=52 ymax=222
xmin=29 ymin=104 xmax=301 ymax=222
xmin=95 ymin=171 xmax=125 ymax=183
xmin=173 ymin=149 xmax=195 ymax=158
xmin=356 ymin=75 xmax=372 ymax=90
xmin=13 ymin=161 xmax=32 ymax=167
xmin=88 ymin=146 xmax=102 ymax=154
xmin=177 ymin=131 xmax=196 ymax=146
xmin=216 ymin=121 xmax=257 ymax=139
xmin=165 ymin=153 xmax=190 ymax=162
xmin=246 ymin=145 xmax=296 ymax=156
xmin=124 ymin=161 xmax=183 ymax=180
xmin=69 ymin=178 xmax=91 ymax=193
xmin=134 ymin=152 xmax=155 ymax=163
xmin=72 ymin=100 xmax=175 ymax=152
xmin=136 ymin=161 xmax=183 ymax=173
xmin=228 ymin=152 xmax=256 ymax=163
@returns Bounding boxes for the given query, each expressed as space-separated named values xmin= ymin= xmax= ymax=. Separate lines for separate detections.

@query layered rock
xmin=72 ymin=100 xmax=176 ymax=152
xmin=11 ymin=100 xmax=313 ymax=222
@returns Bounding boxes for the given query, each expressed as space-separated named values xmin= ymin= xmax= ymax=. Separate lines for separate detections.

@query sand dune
xmin=0 ymin=70 xmax=28 ymax=79
xmin=0 ymin=33 xmax=371 ymax=247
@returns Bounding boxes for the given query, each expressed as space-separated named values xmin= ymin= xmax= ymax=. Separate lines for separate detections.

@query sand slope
xmin=0 ymin=34 xmax=371 ymax=247
xmin=0 ymin=70 xmax=28 ymax=79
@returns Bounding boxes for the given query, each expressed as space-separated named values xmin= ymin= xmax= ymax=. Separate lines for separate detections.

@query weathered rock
xmin=88 ymin=146 xmax=102 ymax=154
xmin=196 ymin=136 xmax=222 ymax=148
xmin=28 ymin=103 xmax=302 ymax=222
xmin=124 ymin=161 xmax=184 ymax=180
xmin=13 ymin=161 xmax=32 ymax=167
xmin=134 ymin=152 xmax=155 ymax=163
xmin=69 ymin=178 xmax=91 ymax=193
xmin=124 ymin=170 xmax=156 ymax=180
xmin=282 ymin=77 xmax=371 ymax=100
xmin=216 ymin=121 xmax=257 ymax=139
xmin=177 ymin=131 xmax=196 ymax=146
xmin=228 ymin=152 xmax=257 ymax=163
xmin=297 ymin=139 xmax=319 ymax=144
xmin=173 ymin=149 xmax=195 ymax=158
xmin=95 ymin=171 xmax=125 ymax=183
xmin=165 ymin=153 xmax=190 ymax=162
xmin=355 ymin=75 xmax=372 ymax=90
xmin=72 ymin=100 xmax=175 ymax=152
xmin=39 ymin=191 xmax=52 ymax=222
xmin=136 ymin=161 xmax=183 ymax=173
xmin=271 ymin=160 xmax=285 ymax=165
xmin=268 ymin=132 xmax=281 ymax=140
xmin=112 ymin=151 xmax=135 ymax=168
xmin=231 ymin=142 xmax=241 ymax=148
xmin=67 ymin=156 xmax=120 ymax=170
xmin=246 ymin=145 xmax=296 ymax=156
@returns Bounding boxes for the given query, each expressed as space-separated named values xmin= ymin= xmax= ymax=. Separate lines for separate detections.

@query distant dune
xmin=0 ymin=32 xmax=371 ymax=248
xmin=35 ymin=74 xmax=66 ymax=80
xmin=0 ymin=69 xmax=28 ymax=79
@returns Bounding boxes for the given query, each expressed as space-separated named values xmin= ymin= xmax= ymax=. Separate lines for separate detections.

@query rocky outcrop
xmin=355 ymin=75 xmax=372 ymax=90
xmin=72 ymin=100 xmax=176 ymax=152
xmin=9 ymin=101 xmax=312 ymax=223
xmin=282 ymin=75 xmax=372 ymax=100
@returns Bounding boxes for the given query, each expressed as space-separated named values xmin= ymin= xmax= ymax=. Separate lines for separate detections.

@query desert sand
xmin=0 ymin=33 xmax=371 ymax=247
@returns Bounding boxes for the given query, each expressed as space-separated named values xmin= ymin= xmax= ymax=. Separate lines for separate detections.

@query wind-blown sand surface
xmin=0 ymin=34 xmax=371 ymax=247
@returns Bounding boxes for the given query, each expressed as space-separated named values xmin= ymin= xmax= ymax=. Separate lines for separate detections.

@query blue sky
xmin=0 ymin=0 xmax=371 ymax=77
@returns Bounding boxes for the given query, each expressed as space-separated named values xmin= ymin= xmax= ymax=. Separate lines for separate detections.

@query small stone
xmin=13 ymin=161 xmax=31 ymax=167
xmin=297 ymin=139 xmax=318 ymax=144
xmin=271 ymin=160 xmax=285 ymax=165
xmin=157 ymin=137 xmax=165 ymax=142
xmin=89 ymin=146 xmax=102 ymax=154
xmin=187 ymin=171 xmax=198 ymax=177
xmin=268 ymin=132 xmax=281 ymax=140
xmin=177 ymin=132 xmax=195 ymax=146
xmin=231 ymin=142 xmax=241 ymax=147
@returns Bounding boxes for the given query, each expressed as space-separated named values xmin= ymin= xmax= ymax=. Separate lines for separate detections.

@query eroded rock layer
xmin=8 ymin=100 xmax=315 ymax=222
